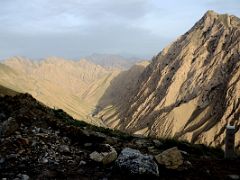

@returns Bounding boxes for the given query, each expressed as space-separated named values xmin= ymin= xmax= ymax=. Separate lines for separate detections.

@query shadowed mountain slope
xmin=97 ymin=11 xmax=240 ymax=148
xmin=0 ymin=85 xmax=18 ymax=96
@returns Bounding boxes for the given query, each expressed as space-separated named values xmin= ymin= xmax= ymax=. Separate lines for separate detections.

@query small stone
xmin=184 ymin=161 xmax=192 ymax=169
xmin=153 ymin=139 xmax=163 ymax=147
xmin=90 ymin=144 xmax=117 ymax=165
xmin=7 ymin=154 xmax=18 ymax=159
xmin=155 ymin=147 xmax=183 ymax=169
xmin=17 ymin=137 xmax=29 ymax=145
xmin=180 ymin=150 xmax=188 ymax=156
xmin=147 ymin=146 xmax=161 ymax=155
xmin=76 ymin=150 xmax=84 ymax=155
xmin=84 ymin=143 xmax=93 ymax=147
xmin=104 ymin=136 xmax=119 ymax=145
xmin=34 ymin=127 xmax=40 ymax=132
xmin=31 ymin=140 xmax=37 ymax=147
xmin=15 ymin=131 xmax=21 ymax=135
xmin=227 ymin=175 xmax=240 ymax=180
xmin=90 ymin=151 xmax=103 ymax=162
xmin=135 ymin=139 xmax=152 ymax=148
xmin=40 ymin=158 xmax=49 ymax=164
xmin=59 ymin=145 xmax=70 ymax=153
xmin=18 ymin=149 xmax=25 ymax=154
xmin=63 ymin=137 xmax=70 ymax=143
xmin=1 ymin=117 xmax=19 ymax=137
xmin=62 ymin=156 xmax=72 ymax=160
xmin=16 ymin=135 xmax=22 ymax=138
xmin=21 ymin=174 xmax=30 ymax=180
xmin=79 ymin=160 xmax=86 ymax=166
xmin=0 ymin=156 xmax=5 ymax=164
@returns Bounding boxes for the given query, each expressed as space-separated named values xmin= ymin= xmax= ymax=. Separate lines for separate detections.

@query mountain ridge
xmin=0 ymin=57 xmax=118 ymax=125
xmin=96 ymin=11 xmax=240 ymax=148
xmin=0 ymin=56 xmax=146 ymax=126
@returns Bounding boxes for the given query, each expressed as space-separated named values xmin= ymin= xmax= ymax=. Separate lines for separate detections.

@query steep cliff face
xmin=103 ymin=11 xmax=240 ymax=148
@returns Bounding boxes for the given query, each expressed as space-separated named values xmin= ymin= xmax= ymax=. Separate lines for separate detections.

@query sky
xmin=0 ymin=0 xmax=240 ymax=60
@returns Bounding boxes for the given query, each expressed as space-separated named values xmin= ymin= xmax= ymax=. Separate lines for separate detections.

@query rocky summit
xmin=0 ymin=93 xmax=240 ymax=179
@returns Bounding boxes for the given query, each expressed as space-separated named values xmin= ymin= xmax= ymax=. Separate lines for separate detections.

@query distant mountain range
xmin=85 ymin=53 xmax=141 ymax=69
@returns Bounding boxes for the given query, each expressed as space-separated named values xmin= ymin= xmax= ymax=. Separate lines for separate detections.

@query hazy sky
xmin=0 ymin=0 xmax=240 ymax=59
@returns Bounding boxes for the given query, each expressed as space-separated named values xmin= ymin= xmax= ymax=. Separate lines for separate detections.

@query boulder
xmin=1 ymin=117 xmax=19 ymax=137
xmin=115 ymin=148 xmax=159 ymax=176
xmin=90 ymin=144 xmax=117 ymax=165
xmin=155 ymin=147 xmax=183 ymax=169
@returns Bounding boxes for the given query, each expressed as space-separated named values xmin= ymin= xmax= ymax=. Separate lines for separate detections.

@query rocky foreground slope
xmin=97 ymin=11 xmax=240 ymax=148
xmin=0 ymin=93 xmax=240 ymax=179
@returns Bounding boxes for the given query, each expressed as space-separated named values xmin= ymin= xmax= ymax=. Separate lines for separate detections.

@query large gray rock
xmin=90 ymin=144 xmax=117 ymax=165
xmin=155 ymin=147 xmax=183 ymax=169
xmin=1 ymin=117 xmax=19 ymax=137
xmin=115 ymin=148 xmax=159 ymax=176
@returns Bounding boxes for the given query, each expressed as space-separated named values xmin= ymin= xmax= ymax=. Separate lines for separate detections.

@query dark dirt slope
xmin=0 ymin=85 xmax=19 ymax=96
xmin=0 ymin=93 xmax=240 ymax=179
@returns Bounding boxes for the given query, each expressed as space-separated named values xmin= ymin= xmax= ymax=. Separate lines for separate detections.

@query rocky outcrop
xmin=89 ymin=144 xmax=117 ymax=164
xmin=115 ymin=148 xmax=159 ymax=176
xmin=101 ymin=11 xmax=240 ymax=148
xmin=155 ymin=147 xmax=183 ymax=169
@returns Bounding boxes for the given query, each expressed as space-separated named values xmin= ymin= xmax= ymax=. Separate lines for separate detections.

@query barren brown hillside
xmin=97 ymin=11 xmax=240 ymax=148
xmin=0 ymin=57 xmax=122 ymax=125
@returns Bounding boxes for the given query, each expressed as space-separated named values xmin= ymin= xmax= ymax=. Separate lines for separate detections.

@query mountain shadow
xmin=93 ymin=62 xmax=149 ymax=128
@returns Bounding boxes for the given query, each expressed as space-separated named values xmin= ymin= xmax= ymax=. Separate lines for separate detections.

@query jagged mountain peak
xmin=205 ymin=10 xmax=218 ymax=17
xmin=198 ymin=10 xmax=240 ymax=29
